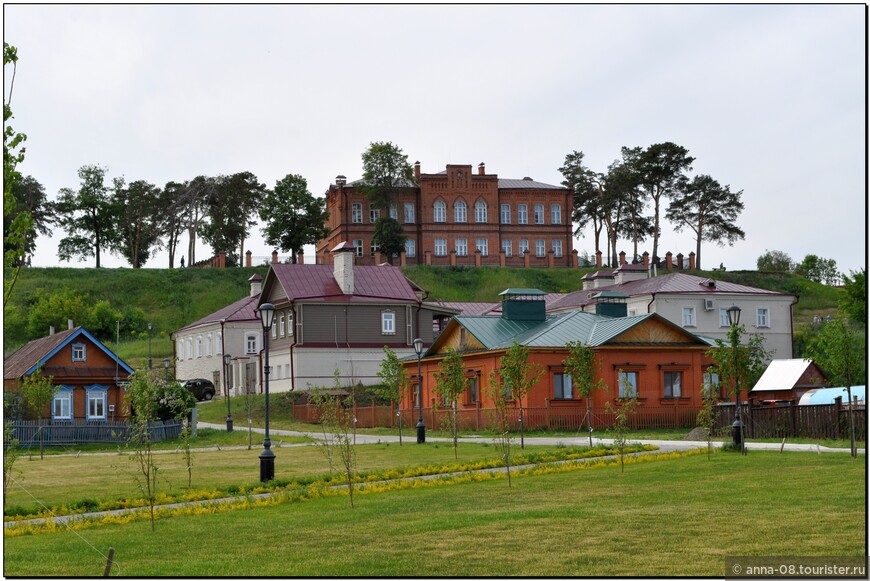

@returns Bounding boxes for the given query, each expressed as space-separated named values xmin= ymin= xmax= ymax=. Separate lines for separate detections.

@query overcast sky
xmin=4 ymin=4 xmax=866 ymax=274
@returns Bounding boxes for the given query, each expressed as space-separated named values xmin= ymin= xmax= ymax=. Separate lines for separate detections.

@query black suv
xmin=181 ymin=378 xmax=216 ymax=401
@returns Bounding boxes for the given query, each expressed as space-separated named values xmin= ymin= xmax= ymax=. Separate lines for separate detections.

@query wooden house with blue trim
xmin=4 ymin=326 xmax=135 ymax=421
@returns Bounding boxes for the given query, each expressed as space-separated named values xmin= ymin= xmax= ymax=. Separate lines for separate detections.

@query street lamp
xmin=147 ymin=322 xmax=153 ymax=370
xmin=413 ymin=338 xmax=426 ymax=444
xmin=224 ymin=353 xmax=234 ymax=432
xmin=726 ymin=304 xmax=744 ymax=454
xmin=163 ymin=357 xmax=170 ymax=381
xmin=259 ymin=303 xmax=276 ymax=481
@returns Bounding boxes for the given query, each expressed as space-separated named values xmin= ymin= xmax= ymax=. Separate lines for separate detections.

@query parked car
xmin=181 ymin=378 xmax=216 ymax=401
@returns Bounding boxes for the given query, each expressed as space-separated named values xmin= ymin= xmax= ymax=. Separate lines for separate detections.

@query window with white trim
xmin=216 ymin=333 xmax=222 ymax=355
xmin=246 ymin=334 xmax=258 ymax=354
xmin=682 ymin=307 xmax=696 ymax=327
xmin=353 ymin=239 xmax=364 ymax=258
xmin=534 ymin=204 xmax=545 ymax=224
xmin=177 ymin=340 xmax=184 ymax=360
xmin=286 ymin=313 xmax=293 ymax=336
xmin=552 ymin=240 xmax=563 ymax=257
xmin=381 ymin=311 xmax=396 ymax=335
xmin=351 ymin=203 xmax=363 ymax=223
xmin=370 ymin=241 xmax=380 ymax=257
xmin=72 ymin=343 xmax=86 ymax=362
xmin=454 ymin=200 xmax=467 ymax=223
xmin=206 ymin=334 xmax=213 ymax=356
xmin=551 ymin=204 xmax=562 ymax=224
xmin=434 ymin=238 xmax=447 ymax=256
xmin=517 ymin=204 xmax=528 ymax=224
xmin=186 ymin=339 xmax=192 ymax=360
xmin=536 ymin=239 xmax=545 ymax=257
xmin=617 ymin=370 xmax=638 ymax=398
xmin=279 ymin=314 xmax=285 ymax=337
xmin=86 ymin=387 xmax=107 ymax=421
xmin=476 ymin=238 xmax=488 ymax=256
xmin=502 ymin=239 xmax=512 ymax=257
xmin=757 ymin=307 xmax=770 ymax=328
xmin=664 ymin=371 xmax=682 ymax=398
xmin=500 ymin=204 xmax=511 ymax=224
xmin=52 ymin=387 xmax=73 ymax=421
xmin=369 ymin=207 xmax=380 ymax=223
xmin=405 ymin=238 xmax=416 ymax=257
xmin=196 ymin=335 xmax=203 ymax=358
xmin=404 ymin=203 xmax=415 ymax=224
xmin=519 ymin=239 xmax=529 ymax=256
xmin=719 ymin=308 xmax=731 ymax=327
xmin=434 ymin=200 xmax=446 ymax=222
xmin=475 ymin=200 xmax=487 ymax=223
xmin=455 ymin=238 xmax=468 ymax=257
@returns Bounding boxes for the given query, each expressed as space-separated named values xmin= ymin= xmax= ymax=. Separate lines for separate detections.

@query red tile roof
xmin=269 ymin=264 xmax=420 ymax=303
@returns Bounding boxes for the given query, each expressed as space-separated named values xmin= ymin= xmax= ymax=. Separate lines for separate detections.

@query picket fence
xmin=8 ymin=419 xmax=184 ymax=447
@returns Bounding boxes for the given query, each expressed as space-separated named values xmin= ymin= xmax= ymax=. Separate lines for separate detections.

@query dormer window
xmin=72 ymin=343 xmax=86 ymax=362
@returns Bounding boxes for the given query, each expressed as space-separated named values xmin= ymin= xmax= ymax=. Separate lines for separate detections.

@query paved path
xmin=5 ymin=422 xmax=862 ymax=530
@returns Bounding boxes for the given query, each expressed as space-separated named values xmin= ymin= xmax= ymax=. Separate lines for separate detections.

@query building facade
xmin=316 ymin=162 xmax=575 ymax=268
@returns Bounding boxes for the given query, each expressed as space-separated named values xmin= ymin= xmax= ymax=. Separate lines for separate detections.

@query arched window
xmin=433 ymin=200 xmax=446 ymax=223
xmin=475 ymin=200 xmax=487 ymax=223
xmin=454 ymin=200 xmax=467 ymax=223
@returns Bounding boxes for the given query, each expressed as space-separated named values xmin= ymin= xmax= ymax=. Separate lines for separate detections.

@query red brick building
xmin=316 ymin=162 xmax=576 ymax=268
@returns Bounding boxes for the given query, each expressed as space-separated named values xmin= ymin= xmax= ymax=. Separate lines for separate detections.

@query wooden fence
xmin=714 ymin=401 xmax=866 ymax=441
xmin=8 ymin=419 xmax=184 ymax=447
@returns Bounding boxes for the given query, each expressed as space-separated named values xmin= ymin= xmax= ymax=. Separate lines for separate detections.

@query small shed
xmin=798 ymin=386 xmax=866 ymax=406
xmin=750 ymin=358 xmax=829 ymax=402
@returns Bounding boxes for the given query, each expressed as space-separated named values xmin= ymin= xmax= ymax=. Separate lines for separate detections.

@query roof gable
xmin=175 ymin=294 xmax=261 ymax=333
xmin=751 ymin=359 xmax=828 ymax=392
xmin=4 ymin=327 xmax=134 ymax=380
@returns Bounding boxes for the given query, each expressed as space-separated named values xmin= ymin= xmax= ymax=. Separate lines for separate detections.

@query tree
xmin=125 ymin=374 xmax=161 ymax=531
xmin=55 ymin=165 xmax=118 ymax=268
xmin=259 ymin=174 xmax=329 ymax=264
xmin=706 ymin=325 xmax=772 ymax=407
xmin=840 ymin=269 xmax=866 ymax=324
xmin=21 ymin=367 xmax=57 ymax=459
xmin=696 ymin=388 xmax=718 ymax=461
xmin=559 ymin=150 xmax=606 ymax=258
xmin=5 ymin=176 xmax=54 ymax=264
xmin=562 ymin=341 xmax=607 ymax=446
xmin=4 ymin=43 xmax=32 ymax=306
xmin=434 ymin=348 xmax=466 ymax=459
xmin=605 ymin=388 xmax=637 ymax=473
xmin=665 ymin=174 xmax=745 ymax=270
xmin=372 ymin=217 xmax=406 ymax=265
xmin=111 ymin=178 xmax=163 ymax=268
xmin=498 ymin=342 xmax=543 ymax=450
xmin=201 ymin=171 xmax=265 ymax=266
xmin=375 ymin=346 xmax=408 ymax=445
xmin=795 ymin=254 xmax=840 ymax=286
xmin=309 ymin=369 xmax=357 ymax=508
xmin=158 ymin=181 xmax=186 ymax=268
xmin=487 ymin=368 xmax=515 ymax=487
xmin=25 ymin=288 xmax=92 ymax=340
xmin=756 ymin=249 xmax=794 ymax=273
xmin=600 ymin=158 xmax=637 ymax=267
xmin=358 ymin=141 xmax=415 ymax=210
xmin=630 ymin=142 xmax=694 ymax=264
xmin=181 ymin=176 xmax=214 ymax=266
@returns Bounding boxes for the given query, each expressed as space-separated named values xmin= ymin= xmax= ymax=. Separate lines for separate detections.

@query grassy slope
xmin=4 ymin=265 xmax=841 ymax=361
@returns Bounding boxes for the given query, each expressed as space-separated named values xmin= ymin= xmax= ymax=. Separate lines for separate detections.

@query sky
xmin=3 ymin=4 xmax=866 ymax=274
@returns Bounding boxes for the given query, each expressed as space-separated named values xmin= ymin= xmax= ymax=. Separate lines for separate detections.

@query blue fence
xmin=7 ymin=419 xmax=183 ymax=447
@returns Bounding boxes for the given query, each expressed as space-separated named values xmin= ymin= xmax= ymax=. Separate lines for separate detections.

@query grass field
xmin=3 ymin=452 xmax=864 ymax=576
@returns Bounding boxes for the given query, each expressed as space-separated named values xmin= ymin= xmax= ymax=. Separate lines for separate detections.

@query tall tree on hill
xmin=358 ymin=141 xmax=415 ymax=210
xmin=259 ymin=174 xmax=329 ymax=264
xmin=5 ymin=175 xmax=54 ymax=265
xmin=630 ymin=142 xmax=694 ymax=264
xmin=665 ymin=174 xmax=745 ymax=270
xmin=559 ymin=150 xmax=606 ymax=261
xmin=200 ymin=171 xmax=265 ymax=266
xmin=182 ymin=176 xmax=213 ymax=266
xmin=55 ymin=164 xmax=119 ymax=268
xmin=616 ymin=147 xmax=654 ymax=263
xmin=159 ymin=181 xmax=187 ymax=268
xmin=111 ymin=178 xmax=163 ymax=268
xmin=840 ymin=269 xmax=866 ymax=324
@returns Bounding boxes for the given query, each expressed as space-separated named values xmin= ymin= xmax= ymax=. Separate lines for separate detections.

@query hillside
xmin=3 ymin=265 xmax=842 ymax=365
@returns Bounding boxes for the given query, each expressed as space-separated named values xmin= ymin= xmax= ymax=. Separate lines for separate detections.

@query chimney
xmin=68 ymin=319 xmax=74 ymax=330
xmin=478 ymin=162 xmax=485 ymax=175
xmin=689 ymin=252 xmax=696 ymax=271
xmin=414 ymin=161 xmax=421 ymax=180
xmin=49 ymin=325 xmax=55 ymax=336
xmin=500 ymin=289 xmax=546 ymax=322
xmin=335 ymin=175 xmax=347 ymax=187
xmin=249 ymin=273 xmax=263 ymax=297
xmin=245 ymin=250 xmax=252 ymax=268
xmin=271 ymin=250 xmax=278 ymax=264
xmin=331 ymin=241 xmax=355 ymax=295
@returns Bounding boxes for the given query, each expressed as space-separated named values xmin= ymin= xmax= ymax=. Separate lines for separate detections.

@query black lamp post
xmin=259 ymin=303 xmax=276 ymax=481
xmin=413 ymin=338 xmax=426 ymax=444
xmin=147 ymin=322 xmax=153 ymax=370
xmin=224 ymin=353 xmax=234 ymax=432
xmin=163 ymin=357 xmax=170 ymax=381
xmin=726 ymin=304 xmax=744 ymax=454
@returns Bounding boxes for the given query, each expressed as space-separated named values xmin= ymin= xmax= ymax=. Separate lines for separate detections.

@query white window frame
xmin=177 ymin=340 xmax=184 ymax=360
xmin=519 ymin=239 xmax=529 ymax=256
xmin=405 ymin=238 xmax=416 ymax=257
xmin=86 ymin=386 xmax=107 ymax=421
xmin=404 ymin=203 xmax=415 ymax=224
xmin=534 ymin=204 xmax=545 ymax=224
xmin=279 ymin=314 xmax=285 ymax=337
xmin=369 ymin=207 xmax=380 ymax=223
xmin=186 ymin=338 xmax=192 ymax=360
xmin=476 ymin=238 xmax=488 ymax=256
xmin=455 ymin=238 xmax=468 ymax=256
xmin=517 ymin=204 xmax=528 ymax=224
xmin=206 ymin=333 xmax=213 ymax=356
xmin=719 ymin=308 xmax=731 ymax=327
xmin=351 ymin=203 xmax=363 ymax=224
xmin=535 ymin=239 xmax=545 ymax=257
xmin=381 ymin=311 xmax=396 ymax=335
xmin=389 ymin=204 xmax=398 ymax=220
xmin=475 ymin=200 xmax=487 ymax=223
xmin=682 ymin=307 xmax=696 ymax=327
xmin=72 ymin=343 xmax=86 ymax=362
xmin=454 ymin=200 xmax=467 ymax=223
xmin=434 ymin=200 xmax=446 ymax=223
xmin=552 ymin=240 xmax=563 ymax=257
xmin=287 ymin=314 xmax=293 ymax=336
xmin=52 ymin=387 xmax=74 ymax=421
xmin=757 ymin=307 xmax=770 ymax=328
xmin=216 ymin=333 xmax=222 ymax=355
xmin=434 ymin=238 xmax=447 ymax=256
xmin=246 ymin=334 xmax=258 ymax=354
xmin=196 ymin=335 xmax=203 ymax=358
xmin=500 ymin=204 xmax=511 ymax=224
xmin=502 ymin=239 xmax=512 ymax=257
xmin=551 ymin=204 xmax=562 ymax=224
xmin=370 ymin=240 xmax=380 ymax=257
xmin=353 ymin=239 xmax=364 ymax=258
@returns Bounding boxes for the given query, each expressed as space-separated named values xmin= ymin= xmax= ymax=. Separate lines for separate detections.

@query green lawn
xmin=3 ymin=452 xmax=864 ymax=576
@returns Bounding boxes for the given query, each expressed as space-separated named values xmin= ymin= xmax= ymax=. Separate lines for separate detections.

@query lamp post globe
xmin=258 ymin=303 xmax=276 ymax=482
xmin=727 ymin=305 xmax=744 ymax=453
xmin=163 ymin=357 xmax=170 ymax=381
xmin=224 ymin=353 xmax=234 ymax=432
xmin=413 ymin=338 xmax=426 ymax=444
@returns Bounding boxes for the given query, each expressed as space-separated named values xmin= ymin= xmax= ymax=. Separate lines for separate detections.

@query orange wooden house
xmin=402 ymin=289 xmax=718 ymax=429
xmin=4 ymin=326 xmax=135 ymax=421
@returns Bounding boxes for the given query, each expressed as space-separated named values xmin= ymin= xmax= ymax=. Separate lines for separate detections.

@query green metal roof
xmin=592 ymin=290 xmax=630 ymax=299
xmin=498 ymin=288 xmax=547 ymax=297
